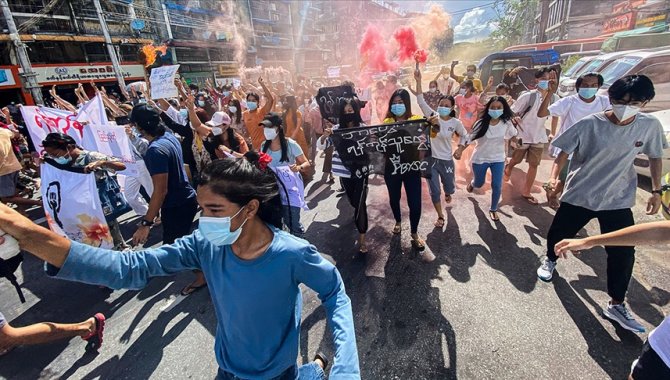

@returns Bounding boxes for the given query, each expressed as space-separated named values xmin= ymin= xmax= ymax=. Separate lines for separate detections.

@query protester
xmin=433 ymin=66 xmax=457 ymax=96
xmin=243 ymin=78 xmax=275 ymax=149
xmin=415 ymin=69 xmax=467 ymax=228
xmin=422 ymin=80 xmax=443 ymax=110
xmin=453 ymin=96 xmax=518 ymax=221
xmin=318 ymin=98 xmax=370 ymax=256
xmin=537 ymin=75 xmax=668 ymax=333
xmin=554 ymin=220 xmax=670 ymax=379
xmin=226 ymin=99 xmax=250 ymax=148
xmin=537 ymin=72 xmax=610 ymax=209
xmin=128 ymin=104 xmax=201 ymax=296
xmin=455 ymin=80 xmax=483 ymax=132
xmin=0 ymin=127 xmax=40 ymax=209
xmin=0 ymin=310 xmax=105 ymax=355
xmin=504 ymin=67 xmax=558 ymax=205
xmin=261 ymin=113 xmax=311 ymax=237
xmin=282 ymin=95 xmax=310 ymax=168
xmin=383 ymin=89 xmax=431 ymax=260
xmin=450 ymin=62 xmax=483 ymax=93
xmin=42 ymin=133 xmax=129 ymax=250
xmin=0 ymin=153 xmax=361 ymax=377
xmin=190 ymin=111 xmax=249 ymax=160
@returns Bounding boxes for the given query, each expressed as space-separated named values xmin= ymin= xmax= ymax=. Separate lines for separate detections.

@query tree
xmin=489 ymin=0 xmax=539 ymax=49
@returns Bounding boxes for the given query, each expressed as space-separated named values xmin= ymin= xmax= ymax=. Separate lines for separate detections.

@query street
xmin=1 ymin=153 xmax=668 ymax=380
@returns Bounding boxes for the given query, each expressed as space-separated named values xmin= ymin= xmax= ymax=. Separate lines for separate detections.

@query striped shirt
xmin=316 ymin=123 xmax=366 ymax=178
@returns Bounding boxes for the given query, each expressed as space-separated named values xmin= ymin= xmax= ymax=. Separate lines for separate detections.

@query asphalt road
xmin=1 ymin=152 xmax=668 ymax=380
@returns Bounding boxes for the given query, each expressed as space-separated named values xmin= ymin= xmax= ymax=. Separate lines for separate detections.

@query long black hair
xmin=199 ymin=152 xmax=283 ymax=229
xmin=385 ymin=89 xmax=412 ymax=120
xmin=471 ymin=96 xmax=514 ymax=141
xmin=282 ymin=95 xmax=298 ymax=131
xmin=261 ymin=113 xmax=289 ymax=163
xmin=211 ymin=126 xmax=241 ymax=154
xmin=437 ymin=95 xmax=457 ymax=118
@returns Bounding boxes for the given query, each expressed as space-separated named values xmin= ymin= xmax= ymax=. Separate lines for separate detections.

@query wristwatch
xmin=651 ymin=189 xmax=663 ymax=196
xmin=140 ymin=219 xmax=154 ymax=227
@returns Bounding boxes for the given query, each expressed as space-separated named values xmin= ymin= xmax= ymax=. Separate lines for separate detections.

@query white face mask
xmin=264 ymin=128 xmax=277 ymax=141
xmin=611 ymin=104 xmax=641 ymax=122
xmin=212 ymin=127 xmax=223 ymax=136
xmin=228 ymin=106 xmax=237 ymax=114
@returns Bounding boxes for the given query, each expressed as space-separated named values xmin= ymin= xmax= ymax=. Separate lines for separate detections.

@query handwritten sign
xmin=21 ymin=106 xmax=85 ymax=151
xmin=271 ymin=166 xmax=308 ymax=210
xmin=316 ymin=85 xmax=355 ymax=123
xmin=150 ymin=64 xmax=180 ymax=100
xmin=330 ymin=120 xmax=432 ymax=178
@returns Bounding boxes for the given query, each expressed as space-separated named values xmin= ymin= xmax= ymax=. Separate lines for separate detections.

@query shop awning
xmin=0 ymin=34 xmax=153 ymax=44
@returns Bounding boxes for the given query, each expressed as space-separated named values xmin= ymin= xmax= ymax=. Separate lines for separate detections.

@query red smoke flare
xmin=393 ymin=27 xmax=419 ymax=63
xmin=414 ymin=49 xmax=429 ymax=64
xmin=358 ymin=25 xmax=397 ymax=73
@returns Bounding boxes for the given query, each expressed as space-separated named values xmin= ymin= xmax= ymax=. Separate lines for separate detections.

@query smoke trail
xmin=358 ymin=25 xmax=399 ymax=85
xmin=410 ymin=4 xmax=452 ymax=50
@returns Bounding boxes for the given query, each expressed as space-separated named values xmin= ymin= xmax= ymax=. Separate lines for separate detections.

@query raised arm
xmin=258 ymin=77 xmax=275 ymax=113
xmin=479 ymin=76 xmax=494 ymax=104
xmin=537 ymin=71 xmax=558 ymax=117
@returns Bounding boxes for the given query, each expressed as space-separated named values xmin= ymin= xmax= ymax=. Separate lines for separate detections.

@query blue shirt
xmin=48 ymin=228 xmax=360 ymax=379
xmin=144 ymin=133 xmax=196 ymax=208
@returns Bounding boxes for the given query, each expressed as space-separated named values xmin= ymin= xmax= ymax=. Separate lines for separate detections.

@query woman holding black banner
xmin=383 ymin=89 xmax=432 ymax=260
xmin=318 ymin=98 xmax=369 ymax=256
xmin=414 ymin=69 xmax=468 ymax=228
xmin=42 ymin=133 xmax=129 ymax=250
xmin=453 ymin=97 xmax=519 ymax=221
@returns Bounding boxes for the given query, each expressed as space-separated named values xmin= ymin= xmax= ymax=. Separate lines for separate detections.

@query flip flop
xmin=489 ymin=211 xmax=500 ymax=222
xmin=445 ymin=194 xmax=452 ymax=204
xmin=522 ymin=195 xmax=539 ymax=205
xmin=83 ymin=313 xmax=106 ymax=352
xmin=434 ymin=217 xmax=445 ymax=228
xmin=392 ymin=223 xmax=401 ymax=235
xmin=181 ymin=282 xmax=208 ymax=296
xmin=411 ymin=237 xmax=426 ymax=251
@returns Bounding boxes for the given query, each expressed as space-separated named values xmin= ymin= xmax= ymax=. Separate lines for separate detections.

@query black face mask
xmin=339 ymin=113 xmax=358 ymax=126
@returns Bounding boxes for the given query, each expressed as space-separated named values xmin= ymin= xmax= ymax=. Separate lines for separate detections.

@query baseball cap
xmin=129 ymin=103 xmax=161 ymax=129
xmin=206 ymin=111 xmax=231 ymax=127
xmin=259 ymin=112 xmax=282 ymax=128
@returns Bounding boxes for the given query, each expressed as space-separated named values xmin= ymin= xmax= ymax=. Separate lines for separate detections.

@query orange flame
xmin=140 ymin=44 xmax=168 ymax=67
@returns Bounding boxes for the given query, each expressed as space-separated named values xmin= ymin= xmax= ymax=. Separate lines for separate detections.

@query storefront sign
xmin=613 ymin=0 xmax=646 ymax=13
xmin=636 ymin=14 xmax=666 ymax=28
xmin=0 ymin=68 xmax=17 ymax=88
xmin=604 ymin=11 xmax=637 ymax=33
xmin=28 ymin=64 xmax=145 ymax=85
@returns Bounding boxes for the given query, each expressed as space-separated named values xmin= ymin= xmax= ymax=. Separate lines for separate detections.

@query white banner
xmin=20 ymin=106 xmax=85 ymax=153
xmin=76 ymin=94 xmax=109 ymax=126
xmin=150 ymin=65 xmax=180 ymax=100
xmin=82 ymin=124 xmax=139 ymax=176
xmin=41 ymin=163 xmax=113 ymax=249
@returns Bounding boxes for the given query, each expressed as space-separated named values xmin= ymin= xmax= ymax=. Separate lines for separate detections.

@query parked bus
xmin=504 ymin=37 xmax=606 ymax=55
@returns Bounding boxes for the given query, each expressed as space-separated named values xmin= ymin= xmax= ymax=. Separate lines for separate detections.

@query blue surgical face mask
xmin=228 ymin=106 xmax=237 ymax=114
xmin=197 ymin=100 xmax=206 ymax=108
xmin=198 ymin=207 xmax=247 ymax=247
xmin=578 ymin=87 xmax=598 ymax=99
xmin=222 ymin=91 xmax=230 ymax=97
xmin=179 ymin=108 xmax=188 ymax=119
xmin=437 ymin=106 xmax=452 ymax=117
xmin=247 ymin=101 xmax=258 ymax=111
xmin=391 ymin=103 xmax=406 ymax=116
xmin=537 ymin=80 xmax=549 ymax=90
xmin=54 ymin=154 xmax=71 ymax=165
xmin=488 ymin=109 xmax=504 ymax=119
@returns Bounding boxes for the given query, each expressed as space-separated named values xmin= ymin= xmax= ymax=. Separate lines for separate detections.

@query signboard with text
xmin=604 ymin=11 xmax=637 ymax=33
xmin=26 ymin=64 xmax=145 ymax=85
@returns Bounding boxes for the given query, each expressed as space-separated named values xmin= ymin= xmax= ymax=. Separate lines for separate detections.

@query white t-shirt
xmin=511 ymin=90 xmax=556 ymax=144
xmin=548 ymin=94 xmax=610 ymax=138
xmin=417 ymin=94 xmax=467 ymax=160
xmin=649 ymin=315 xmax=670 ymax=369
xmin=468 ymin=120 xmax=518 ymax=164
xmin=437 ymin=76 xmax=458 ymax=96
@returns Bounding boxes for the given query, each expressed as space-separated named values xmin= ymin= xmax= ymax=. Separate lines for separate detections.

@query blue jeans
xmin=282 ymin=205 xmax=305 ymax=237
xmin=216 ymin=362 xmax=325 ymax=380
xmin=472 ymin=161 xmax=505 ymax=212
xmin=427 ymin=158 xmax=455 ymax=204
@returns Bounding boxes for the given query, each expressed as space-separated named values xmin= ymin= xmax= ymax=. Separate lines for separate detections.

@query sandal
xmin=548 ymin=196 xmax=560 ymax=210
xmin=434 ymin=217 xmax=445 ymax=228
xmin=411 ymin=236 xmax=426 ymax=251
xmin=392 ymin=223 xmax=401 ymax=235
xmin=181 ymin=282 xmax=208 ymax=296
xmin=83 ymin=313 xmax=106 ymax=352
xmin=466 ymin=183 xmax=474 ymax=193
xmin=522 ymin=195 xmax=539 ymax=205
xmin=489 ymin=211 xmax=500 ymax=222
xmin=445 ymin=194 xmax=452 ymax=204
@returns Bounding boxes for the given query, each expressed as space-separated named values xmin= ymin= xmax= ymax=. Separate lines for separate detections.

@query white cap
xmin=205 ymin=111 xmax=231 ymax=127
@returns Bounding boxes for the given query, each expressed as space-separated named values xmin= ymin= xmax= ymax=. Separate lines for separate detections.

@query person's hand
xmin=647 ymin=193 xmax=662 ymax=215
xmin=453 ymin=147 xmax=463 ymax=160
xmin=548 ymin=134 xmax=554 ymax=142
xmin=323 ymin=127 xmax=332 ymax=137
xmin=132 ymin=225 xmax=150 ymax=246
xmin=547 ymin=70 xmax=558 ymax=94
xmin=487 ymin=76 xmax=494 ymax=87
xmin=258 ymin=77 xmax=264 ymax=85
xmin=427 ymin=114 xmax=439 ymax=126
xmin=450 ymin=61 xmax=457 ymax=69
xmin=84 ymin=161 xmax=103 ymax=173
xmin=185 ymin=95 xmax=195 ymax=110
xmin=554 ymin=238 xmax=594 ymax=259
xmin=289 ymin=164 xmax=301 ymax=173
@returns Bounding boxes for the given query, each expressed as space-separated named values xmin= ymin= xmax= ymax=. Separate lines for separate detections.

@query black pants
xmin=632 ymin=340 xmax=670 ymax=380
xmin=341 ymin=175 xmax=369 ymax=234
xmin=384 ymin=171 xmax=422 ymax=234
xmin=546 ymin=202 xmax=635 ymax=302
xmin=161 ymin=198 xmax=199 ymax=244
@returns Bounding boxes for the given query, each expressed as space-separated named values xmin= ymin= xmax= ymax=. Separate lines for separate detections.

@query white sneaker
xmin=420 ymin=251 xmax=436 ymax=263
xmin=603 ymin=302 xmax=645 ymax=333
xmin=537 ymin=257 xmax=556 ymax=282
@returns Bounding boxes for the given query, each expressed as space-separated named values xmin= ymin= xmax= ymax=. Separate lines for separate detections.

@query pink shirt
xmin=455 ymin=94 xmax=483 ymax=131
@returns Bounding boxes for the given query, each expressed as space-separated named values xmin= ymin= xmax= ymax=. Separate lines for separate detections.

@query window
xmin=553 ymin=44 xmax=581 ymax=54
xmin=600 ymin=57 xmax=643 ymax=86
xmin=563 ymin=57 xmax=589 ymax=77
xmin=637 ymin=61 xmax=670 ymax=84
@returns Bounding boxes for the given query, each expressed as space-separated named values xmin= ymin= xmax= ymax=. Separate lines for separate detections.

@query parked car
xmin=597 ymin=48 xmax=670 ymax=113
xmin=558 ymin=50 xmax=637 ymax=97
xmin=634 ymin=109 xmax=670 ymax=178
xmin=559 ymin=56 xmax=596 ymax=83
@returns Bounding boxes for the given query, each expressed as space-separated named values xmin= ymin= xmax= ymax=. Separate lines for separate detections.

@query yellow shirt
xmin=454 ymin=75 xmax=484 ymax=93
xmin=0 ymin=129 xmax=21 ymax=176
xmin=383 ymin=114 xmax=424 ymax=124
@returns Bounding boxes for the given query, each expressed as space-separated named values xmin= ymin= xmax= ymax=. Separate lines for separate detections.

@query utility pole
xmin=161 ymin=3 xmax=177 ymax=64
xmin=0 ymin=0 xmax=44 ymax=105
xmin=92 ymin=0 xmax=126 ymax=89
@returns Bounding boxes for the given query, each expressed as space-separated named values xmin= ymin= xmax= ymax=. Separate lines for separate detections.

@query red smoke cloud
xmin=359 ymin=25 xmax=398 ymax=73
xmin=393 ymin=27 xmax=419 ymax=63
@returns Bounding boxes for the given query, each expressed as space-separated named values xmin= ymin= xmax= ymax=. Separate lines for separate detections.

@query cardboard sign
xmin=316 ymin=85 xmax=355 ymax=123
xmin=150 ymin=64 xmax=180 ymax=100
xmin=330 ymin=119 xmax=432 ymax=178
